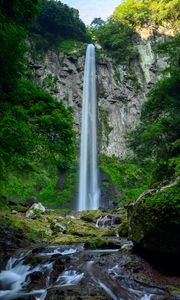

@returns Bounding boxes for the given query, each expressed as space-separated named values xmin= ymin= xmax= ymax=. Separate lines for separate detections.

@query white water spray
xmin=78 ymin=44 xmax=100 ymax=211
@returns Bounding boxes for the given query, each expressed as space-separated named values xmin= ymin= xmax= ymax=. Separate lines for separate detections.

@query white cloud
xmin=61 ymin=0 xmax=122 ymax=25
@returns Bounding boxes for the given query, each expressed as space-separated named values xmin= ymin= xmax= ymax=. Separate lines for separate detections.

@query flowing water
xmin=0 ymin=244 xmax=168 ymax=300
xmin=78 ymin=44 xmax=100 ymax=211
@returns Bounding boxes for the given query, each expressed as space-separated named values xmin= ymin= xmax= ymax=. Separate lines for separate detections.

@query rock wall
xmin=29 ymin=33 xmax=168 ymax=159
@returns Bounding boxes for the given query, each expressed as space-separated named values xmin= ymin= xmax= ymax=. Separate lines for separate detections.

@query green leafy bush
xmin=100 ymin=155 xmax=150 ymax=204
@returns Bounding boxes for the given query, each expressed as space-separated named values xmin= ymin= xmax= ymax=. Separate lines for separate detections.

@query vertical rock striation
xmin=29 ymin=33 xmax=168 ymax=159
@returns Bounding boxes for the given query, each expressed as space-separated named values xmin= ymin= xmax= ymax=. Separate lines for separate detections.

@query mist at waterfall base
xmin=78 ymin=44 xmax=100 ymax=211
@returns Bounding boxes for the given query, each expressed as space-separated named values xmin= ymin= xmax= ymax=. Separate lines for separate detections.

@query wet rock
xmin=96 ymin=214 xmax=122 ymax=228
xmin=30 ymin=271 xmax=42 ymax=282
xmin=96 ymin=215 xmax=112 ymax=227
xmin=112 ymin=215 xmax=121 ymax=225
xmin=0 ymin=225 xmax=31 ymax=269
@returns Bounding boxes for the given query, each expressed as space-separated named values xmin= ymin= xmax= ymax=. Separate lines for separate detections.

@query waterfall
xmin=78 ymin=44 xmax=100 ymax=211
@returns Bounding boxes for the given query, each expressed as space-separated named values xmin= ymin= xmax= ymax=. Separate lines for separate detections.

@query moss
xmin=65 ymin=218 xmax=113 ymax=237
xmin=99 ymin=109 xmax=113 ymax=141
xmin=79 ymin=210 xmax=102 ymax=222
xmin=84 ymin=238 xmax=120 ymax=250
xmin=128 ymin=183 xmax=180 ymax=254
xmin=58 ymin=40 xmax=86 ymax=56
xmin=52 ymin=234 xmax=84 ymax=245
xmin=125 ymin=69 xmax=142 ymax=90
xmin=118 ymin=219 xmax=128 ymax=237
xmin=0 ymin=212 xmax=52 ymax=242
xmin=139 ymin=183 xmax=180 ymax=224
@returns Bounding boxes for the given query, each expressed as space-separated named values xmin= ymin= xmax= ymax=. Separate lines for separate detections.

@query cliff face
xmin=29 ymin=33 xmax=168 ymax=159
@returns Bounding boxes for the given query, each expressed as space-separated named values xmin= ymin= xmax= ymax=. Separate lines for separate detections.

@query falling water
xmin=78 ymin=44 xmax=100 ymax=211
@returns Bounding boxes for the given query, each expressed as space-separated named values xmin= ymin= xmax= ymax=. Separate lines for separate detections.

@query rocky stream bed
xmin=0 ymin=205 xmax=180 ymax=300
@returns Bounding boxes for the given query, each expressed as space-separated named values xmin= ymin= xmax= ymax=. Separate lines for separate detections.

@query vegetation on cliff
xmin=0 ymin=0 xmax=77 ymax=206
xmin=30 ymin=0 xmax=90 ymax=49
xmin=112 ymin=0 xmax=180 ymax=31
xmin=89 ymin=0 xmax=179 ymax=63
xmin=128 ymin=14 xmax=180 ymax=187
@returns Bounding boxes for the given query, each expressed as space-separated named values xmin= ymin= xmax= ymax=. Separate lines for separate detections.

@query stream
xmin=0 ymin=243 xmax=170 ymax=300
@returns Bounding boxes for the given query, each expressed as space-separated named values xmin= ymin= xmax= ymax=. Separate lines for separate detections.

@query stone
xmin=26 ymin=202 xmax=46 ymax=219
xmin=26 ymin=209 xmax=36 ymax=219
xmin=112 ymin=215 xmax=121 ymax=225
xmin=50 ymin=221 xmax=67 ymax=235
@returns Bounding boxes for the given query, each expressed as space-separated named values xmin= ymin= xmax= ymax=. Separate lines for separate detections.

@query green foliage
xmin=112 ymin=0 xmax=150 ymax=28
xmin=100 ymin=155 xmax=150 ymax=204
xmin=0 ymin=0 xmax=40 ymax=28
xmin=0 ymin=79 xmax=76 ymax=206
xmin=129 ymin=22 xmax=180 ymax=186
xmin=58 ymin=39 xmax=86 ymax=56
xmin=0 ymin=0 xmax=41 ymax=97
xmin=0 ymin=0 xmax=77 ymax=207
xmin=112 ymin=0 xmax=180 ymax=31
xmin=156 ymin=34 xmax=180 ymax=72
xmin=30 ymin=0 xmax=89 ymax=47
xmin=90 ymin=18 xmax=106 ymax=29
xmin=0 ymin=79 xmax=76 ymax=171
xmin=85 ymin=238 xmax=119 ymax=249
xmin=89 ymin=19 xmax=136 ymax=63
xmin=129 ymin=68 xmax=180 ymax=185
xmin=38 ymin=166 xmax=77 ymax=208
xmin=138 ymin=184 xmax=180 ymax=224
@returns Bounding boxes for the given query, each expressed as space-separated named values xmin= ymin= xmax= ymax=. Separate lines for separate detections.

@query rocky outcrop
xmin=0 ymin=225 xmax=31 ymax=269
xmin=29 ymin=32 xmax=168 ymax=158
xmin=127 ymin=180 xmax=180 ymax=254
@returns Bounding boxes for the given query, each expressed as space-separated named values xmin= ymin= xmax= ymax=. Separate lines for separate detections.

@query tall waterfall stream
xmin=78 ymin=44 xmax=100 ymax=211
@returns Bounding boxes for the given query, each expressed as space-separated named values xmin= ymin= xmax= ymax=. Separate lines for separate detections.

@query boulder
xmin=26 ymin=202 xmax=46 ymax=219
xmin=96 ymin=214 xmax=121 ymax=228
xmin=51 ymin=223 xmax=67 ymax=234
xmin=127 ymin=181 xmax=180 ymax=254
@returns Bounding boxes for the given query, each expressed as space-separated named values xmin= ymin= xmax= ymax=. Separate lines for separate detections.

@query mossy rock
xmin=79 ymin=210 xmax=102 ymax=223
xmin=118 ymin=219 xmax=128 ymax=237
xmin=0 ymin=212 xmax=52 ymax=242
xmin=84 ymin=238 xmax=121 ymax=250
xmin=52 ymin=234 xmax=83 ymax=245
xmin=65 ymin=218 xmax=114 ymax=237
xmin=128 ymin=183 xmax=180 ymax=254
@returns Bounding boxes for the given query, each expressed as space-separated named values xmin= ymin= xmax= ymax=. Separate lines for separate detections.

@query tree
xmin=90 ymin=18 xmax=106 ymax=29
xmin=112 ymin=0 xmax=180 ymax=31
xmin=89 ymin=19 xmax=136 ymax=63
xmin=30 ymin=0 xmax=89 ymax=44
xmin=0 ymin=0 xmax=41 ymax=98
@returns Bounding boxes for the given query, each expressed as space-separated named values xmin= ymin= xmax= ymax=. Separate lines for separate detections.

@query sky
xmin=60 ymin=0 xmax=121 ymax=25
